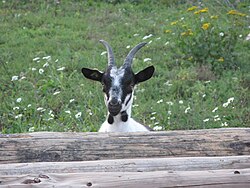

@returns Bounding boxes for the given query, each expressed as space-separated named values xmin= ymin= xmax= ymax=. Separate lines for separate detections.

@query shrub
xmin=166 ymin=6 xmax=248 ymax=74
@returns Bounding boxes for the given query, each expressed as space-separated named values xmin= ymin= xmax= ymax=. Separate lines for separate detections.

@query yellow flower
xmin=188 ymin=56 xmax=193 ymax=61
xmin=227 ymin=10 xmax=247 ymax=17
xmin=194 ymin=7 xmax=208 ymax=14
xmin=227 ymin=10 xmax=237 ymax=15
xmin=200 ymin=8 xmax=208 ymax=13
xmin=210 ymin=15 xmax=218 ymax=19
xmin=165 ymin=30 xmax=172 ymax=33
xmin=181 ymin=29 xmax=193 ymax=36
xmin=218 ymin=57 xmax=224 ymax=62
xmin=171 ymin=21 xmax=178 ymax=25
xmin=202 ymin=23 xmax=210 ymax=30
xmin=187 ymin=6 xmax=197 ymax=11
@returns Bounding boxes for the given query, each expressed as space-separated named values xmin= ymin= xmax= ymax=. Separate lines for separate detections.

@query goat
xmin=82 ymin=40 xmax=155 ymax=132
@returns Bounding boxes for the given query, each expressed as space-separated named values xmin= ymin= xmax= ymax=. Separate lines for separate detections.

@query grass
xmin=0 ymin=0 xmax=249 ymax=133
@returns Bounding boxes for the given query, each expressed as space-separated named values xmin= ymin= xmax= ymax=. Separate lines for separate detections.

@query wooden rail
xmin=0 ymin=128 xmax=250 ymax=163
xmin=0 ymin=128 xmax=250 ymax=187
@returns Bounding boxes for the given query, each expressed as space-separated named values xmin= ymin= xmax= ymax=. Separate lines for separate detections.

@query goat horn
xmin=124 ymin=42 xmax=147 ymax=67
xmin=99 ymin=40 xmax=115 ymax=67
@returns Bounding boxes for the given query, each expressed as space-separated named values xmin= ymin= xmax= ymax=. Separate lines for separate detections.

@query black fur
xmin=108 ymin=114 xmax=114 ymax=124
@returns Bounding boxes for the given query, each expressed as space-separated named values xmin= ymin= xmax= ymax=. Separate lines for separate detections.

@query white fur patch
xmin=108 ymin=67 xmax=125 ymax=103
xmin=99 ymin=118 xmax=149 ymax=132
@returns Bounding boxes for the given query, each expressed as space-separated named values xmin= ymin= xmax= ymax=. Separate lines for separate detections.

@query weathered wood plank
xmin=0 ymin=128 xmax=250 ymax=163
xmin=1 ymin=169 xmax=250 ymax=188
xmin=0 ymin=156 xmax=249 ymax=175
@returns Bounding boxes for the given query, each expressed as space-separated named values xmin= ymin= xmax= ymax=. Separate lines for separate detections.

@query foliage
xmin=166 ymin=5 xmax=248 ymax=74
xmin=0 ymin=0 xmax=249 ymax=133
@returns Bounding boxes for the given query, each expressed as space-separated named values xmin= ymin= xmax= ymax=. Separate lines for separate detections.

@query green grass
xmin=0 ymin=0 xmax=249 ymax=133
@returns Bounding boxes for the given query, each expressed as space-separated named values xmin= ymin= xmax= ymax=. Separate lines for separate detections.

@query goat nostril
xmin=109 ymin=99 xmax=121 ymax=106
xmin=110 ymin=101 xmax=118 ymax=106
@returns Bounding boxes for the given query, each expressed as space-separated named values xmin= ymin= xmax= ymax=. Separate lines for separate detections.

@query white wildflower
xmin=31 ymin=68 xmax=37 ymax=71
xmin=55 ymin=59 xmax=59 ymax=63
xmin=11 ymin=76 xmax=19 ymax=81
xmin=223 ymin=102 xmax=229 ymax=108
xmin=126 ymin=45 xmax=131 ymax=49
xmin=212 ymin=107 xmax=218 ymax=113
xmin=203 ymin=118 xmax=209 ymax=122
xmin=219 ymin=32 xmax=224 ymax=37
xmin=27 ymin=104 xmax=31 ymax=108
xmin=204 ymin=80 xmax=211 ymax=84
xmin=133 ymin=104 xmax=139 ymax=107
xmin=223 ymin=97 xmax=234 ymax=107
xmin=228 ymin=97 xmax=234 ymax=103
xmin=101 ymin=51 xmax=107 ymax=56
xmin=154 ymin=122 xmax=159 ymax=125
xmin=39 ymin=68 xmax=44 ymax=74
xmin=168 ymin=111 xmax=172 ymax=115
xmin=16 ymin=98 xmax=22 ymax=103
xmin=43 ymin=62 xmax=49 ymax=67
xmin=246 ymin=33 xmax=250 ymax=41
xmin=221 ymin=122 xmax=228 ymax=127
xmin=20 ymin=76 xmax=26 ymax=80
xmin=165 ymin=41 xmax=169 ymax=45
xmin=57 ymin=67 xmax=65 ymax=71
xmin=29 ymin=127 xmax=35 ymax=132
xmin=166 ymin=101 xmax=173 ymax=105
xmin=214 ymin=117 xmax=221 ymax=122
xmin=150 ymin=117 xmax=156 ymax=120
xmin=65 ymin=110 xmax=71 ymax=114
xmin=153 ymin=126 xmax=163 ymax=131
xmin=156 ymin=37 xmax=161 ymax=40
xmin=157 ymin=99 xmax=163 ymax=104
xmin=133 ymin=33 xmax=139 ymax=37
xmin=75 ymin=112 xmax=82 ymax=118
xmin=37 ymin=107 xmax=45 ymax=111
xmin=53 ymin=91 xmax=60 ymax=95
xmin=179 ymin=100 xmax=184 ymax=104
xmin=69 ymin=99 xmax=75 ymax=103
xmin=13 ymin=107 xmax=20 ymax=110
xmin=42 ymin=55 xmax=51 ymax=60
xmin=143 ymin=58 xmax=152 ymax=62
xmin=148 ymin=40 xmax=152 ymax=44
xmin=184 ymin=106 xmax=191 ymax=114
xmin=33 ymin=57 xmax=40 ymax=61
xmin=202 ymin=94 xmax=206 ymax=98
xmin=239 ymin=34 xmax=242 ymax=38
xmin=151 ymin=112 xmax=157 ymax=115
xmin=142 ymin=34 xmax=153 ymax=40
xmin=15 ymin=114 xmax=23 ymax=119
xmin=164 ymin=80 xmax=172 ymax=86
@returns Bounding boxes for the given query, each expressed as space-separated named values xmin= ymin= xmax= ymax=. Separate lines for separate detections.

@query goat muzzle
xmin=108 ymin=100 xmax=122 ymax=116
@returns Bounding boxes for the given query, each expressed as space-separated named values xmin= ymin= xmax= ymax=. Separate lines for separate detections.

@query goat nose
xmin=110 ymin=99 xmax=120 ymax=106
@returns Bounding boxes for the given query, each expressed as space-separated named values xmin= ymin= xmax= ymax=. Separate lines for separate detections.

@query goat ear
xmin=82 ymin=68 xmax=103 ymax=82
xmin=135 ymin=65 xmax=155 ymax=84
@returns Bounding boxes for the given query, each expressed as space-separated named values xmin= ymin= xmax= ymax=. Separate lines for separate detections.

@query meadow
xmin=0 ymin=0 xmax=249 ymax=133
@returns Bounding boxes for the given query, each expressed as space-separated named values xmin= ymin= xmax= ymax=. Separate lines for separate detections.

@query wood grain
xmin=1 ymin=169 xmax=250 ymax=188
xmin=0 ymin=156 xmax=250 ymax=175
xmin=0 ymin=128 xmax=250 ymax=164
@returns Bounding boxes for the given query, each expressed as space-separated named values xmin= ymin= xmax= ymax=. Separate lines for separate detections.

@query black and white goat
xmin=82 ymin=40 xmax=155 ymax=132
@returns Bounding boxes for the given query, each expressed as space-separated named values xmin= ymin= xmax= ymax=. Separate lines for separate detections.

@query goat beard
xmin=107 ymin=111 xmax=128 ymax=124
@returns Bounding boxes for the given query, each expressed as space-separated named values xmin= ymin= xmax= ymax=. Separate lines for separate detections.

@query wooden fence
xmin=0 ymin=128 xmax=250 ymax=187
